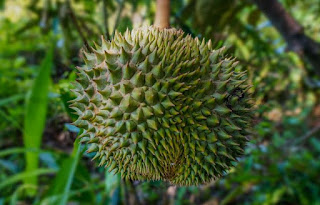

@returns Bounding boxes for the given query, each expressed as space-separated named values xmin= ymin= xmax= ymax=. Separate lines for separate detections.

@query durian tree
xmin=70 ymin=0 xmax=253 ymax=186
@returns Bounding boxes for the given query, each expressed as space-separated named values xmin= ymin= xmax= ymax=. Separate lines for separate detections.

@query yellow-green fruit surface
xmin=70 ymin=26 xmax=252 ymax=186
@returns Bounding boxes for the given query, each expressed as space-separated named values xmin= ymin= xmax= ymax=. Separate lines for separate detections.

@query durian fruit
xmin=70 ymin=26 xmax=252 ymax=186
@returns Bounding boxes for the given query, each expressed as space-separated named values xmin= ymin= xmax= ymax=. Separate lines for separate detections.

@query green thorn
xmin=147 ymin=119 xmax=158 ymax=130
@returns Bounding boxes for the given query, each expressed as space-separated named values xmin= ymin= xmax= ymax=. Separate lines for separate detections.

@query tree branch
xmin=154 ymin=0 xmax=170 ymax=28
xmin=125 ymin=180 xmax=142 ymax=205
xmin=294 ymin=125 xmax=320 ymax=146
xmin=253 ymin=0 xmax=320 ymax=76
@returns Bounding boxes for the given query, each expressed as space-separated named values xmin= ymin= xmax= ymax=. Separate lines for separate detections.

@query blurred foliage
xmin=0 ymin=0 xmax=320 ymax=204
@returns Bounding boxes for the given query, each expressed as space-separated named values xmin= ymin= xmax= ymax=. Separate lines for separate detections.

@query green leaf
xmin=269 ymin=186 xmax=287 ymax=204
xmin=23 ymin=46 xmax=53 ymax=193
xmin=59 ymin=88 xmax=77 ymax=120
xmin=45 ymin=138 xmax=82 ymax=205
xmin=221 ymin=186 xmax=244 ymax=205
xmin=0 ymin=147 xmax=49 ymax=158
xmin=10 ymin=184 xmax=37 ymax=205
xmin=0 ymin=109 xmax=22 ymax=131
xmin=40 ymin=182 xmax=104 ymax=205
xmin=117 ymin=16 xmax=133 ymax=33
xmin=0 ymin=94 xmax=24 ymax=107
xmin=105 ymin=169 xmax=121 ymax=205
xmin=0 ymin=169 xmax=56 ymax=190
xmin=175 ymin=187 xmax=187 ymax=205
xmin=0 ymin=0 xmax=4 ymax=10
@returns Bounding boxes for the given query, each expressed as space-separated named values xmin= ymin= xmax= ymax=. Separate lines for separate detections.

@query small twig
xmin=127 ymin=180 xmax=141 ymax=205
xmin=78 ymin=17 xmax=97 ymax=37
xmin=112 ymin=0 xmax=125 ymax=37
xmin=66 ymin=0 xmax=90 ymax=51
xmin=102 ymin=0 xmax=110 ymax=40
xmin=293 ymin=125 xmax=320 ymax=146
xmin=0 ymin=109 xmax=23 ymax=132
xmin=123 ymin=180 xmax=130 ymax=205
xmin=15 ymin=21 xmax=38 ymax=35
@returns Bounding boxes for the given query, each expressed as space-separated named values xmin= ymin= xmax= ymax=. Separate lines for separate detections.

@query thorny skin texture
xmin=70 ymin=26 xmax=253 ymax=186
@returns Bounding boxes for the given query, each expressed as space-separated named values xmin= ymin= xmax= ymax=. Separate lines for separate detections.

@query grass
xmin=23 ymin=45 xmax=53 ymax=195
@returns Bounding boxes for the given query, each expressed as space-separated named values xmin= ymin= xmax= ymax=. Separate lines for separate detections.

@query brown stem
xmin=124 ymin=180 xmax=142 ymax=205
xmin=154 ymin=0 xmax=170 ymax=29
xmin=253 ymin=0 xmax=320 ymax=76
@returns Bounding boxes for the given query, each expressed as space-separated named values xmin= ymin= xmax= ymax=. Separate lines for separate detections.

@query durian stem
xmin=154 ymin=0 xmax=170 ymax=29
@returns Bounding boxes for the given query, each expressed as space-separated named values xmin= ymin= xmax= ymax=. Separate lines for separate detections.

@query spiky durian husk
xmin=70 ymin=26 xmax=252 ymax=186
